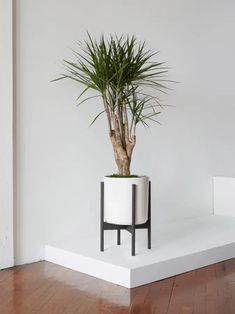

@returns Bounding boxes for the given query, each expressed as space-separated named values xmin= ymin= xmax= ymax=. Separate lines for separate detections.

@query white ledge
xmin=45 ymin=215 xmax=235 ymax=288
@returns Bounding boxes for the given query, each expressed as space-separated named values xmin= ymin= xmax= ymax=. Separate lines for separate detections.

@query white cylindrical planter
xmin=104 ymin=176 xmax=149 ymax=225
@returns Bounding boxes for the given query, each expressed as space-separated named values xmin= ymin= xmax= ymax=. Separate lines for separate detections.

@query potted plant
xmin=54 ymin=34 xmax=169 ymax=225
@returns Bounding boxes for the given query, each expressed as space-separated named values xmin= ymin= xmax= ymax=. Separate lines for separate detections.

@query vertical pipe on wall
xmin=0 ymin=0 xmax=14 ymax=269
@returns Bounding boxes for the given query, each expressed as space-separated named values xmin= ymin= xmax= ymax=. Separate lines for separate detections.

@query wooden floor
xmin=1 ymin=260 xmax=235 ymax=314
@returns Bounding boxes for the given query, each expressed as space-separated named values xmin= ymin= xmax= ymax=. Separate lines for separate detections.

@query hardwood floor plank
xmin=192 ymin=267 xmax=207 ymax=314
xmin=167 ymin=270 xmax=196 ymax=314
xmin=129 ymin=282 xmax=151 ymax=313
xmin=205 ymin=264 xmax=220 ymax=314
xmin=144 ymin=277 xmax=175 ymax=314
xmin=0 ymin=268 xmax=14 ymax=283
xmin=0 ymin=259 xmax=235 ymax=314
xmin=222 ymin=259 xmax=235 ymax=314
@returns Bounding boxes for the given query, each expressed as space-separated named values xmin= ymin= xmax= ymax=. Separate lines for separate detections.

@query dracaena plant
xmin=54 ymin=34 xmax=169 ymax=176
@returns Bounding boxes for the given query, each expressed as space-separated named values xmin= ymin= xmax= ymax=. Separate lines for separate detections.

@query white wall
xmin=0 ymin=0 xmax=14 ymax=269
xmin=14 ymin=0 xmax=235 ymax=264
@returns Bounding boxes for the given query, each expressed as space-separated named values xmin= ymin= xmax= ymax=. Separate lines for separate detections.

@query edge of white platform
xmin=130 ymin=242 xmax=235 ymax=287
xmin=45 ymin=245 xmax=131 ymax=288
xmin=45 ymin=241 xmax=235 ymax=288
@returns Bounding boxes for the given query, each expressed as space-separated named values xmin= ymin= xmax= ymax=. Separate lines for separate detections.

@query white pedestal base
xmin=45 ymin=215 xmax=235 ymax=288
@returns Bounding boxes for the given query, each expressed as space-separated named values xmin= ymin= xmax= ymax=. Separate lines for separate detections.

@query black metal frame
xmin=100 ymin=181 xmax=151 ymax=256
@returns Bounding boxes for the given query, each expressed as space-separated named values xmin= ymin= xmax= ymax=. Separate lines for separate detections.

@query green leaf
xmin=89 ymin=110 xmax=105 ymax=127
xmin=52 ymin=33 xmax=173 ymax=130
xmin=76 ymin=95 xmax=100 ymax=107
xmin=76 ymin=86 xmax=90 ymax=101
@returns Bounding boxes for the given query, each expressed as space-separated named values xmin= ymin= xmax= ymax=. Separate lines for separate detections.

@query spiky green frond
xmin=54 ymin=33 xmax=170 ymax=128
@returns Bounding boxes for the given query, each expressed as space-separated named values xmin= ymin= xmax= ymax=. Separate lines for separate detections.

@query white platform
xmin=214 ymin=176 xmax=235 ymax=217
xmin=45 ymin=215 xmax=235 ymax=288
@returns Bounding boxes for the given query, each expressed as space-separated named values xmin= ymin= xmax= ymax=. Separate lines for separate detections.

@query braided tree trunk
xmin=103 ymin=95 xmax=136 ymax=176
xmin=110 ymin=130 xmax=135 ymax=176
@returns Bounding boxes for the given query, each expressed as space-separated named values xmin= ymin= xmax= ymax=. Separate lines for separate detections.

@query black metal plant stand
xmin=100 ymin=181 xmax=151 ymax=256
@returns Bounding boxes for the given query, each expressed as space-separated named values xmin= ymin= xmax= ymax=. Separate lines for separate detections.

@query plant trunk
xmin=110 ymin=132 xmax=135 ymax=176
xmin=113 ymin=143 xmax=130 ymax=176
xmin=116 ymin=155 xmax=130 ymax=176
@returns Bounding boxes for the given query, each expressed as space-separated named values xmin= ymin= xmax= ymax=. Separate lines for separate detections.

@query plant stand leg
xmin=148 ymin=223 xmax=151 ymax=249
xmin=148 ymin=181 xmax=151 ymax=249
xmin=132 ymin=184 xmax=136 ymax=256
xmin=100 ymin=182 xmax=104 ymax=252
xmin=117 ymin=229 xmax=121 ymax=245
